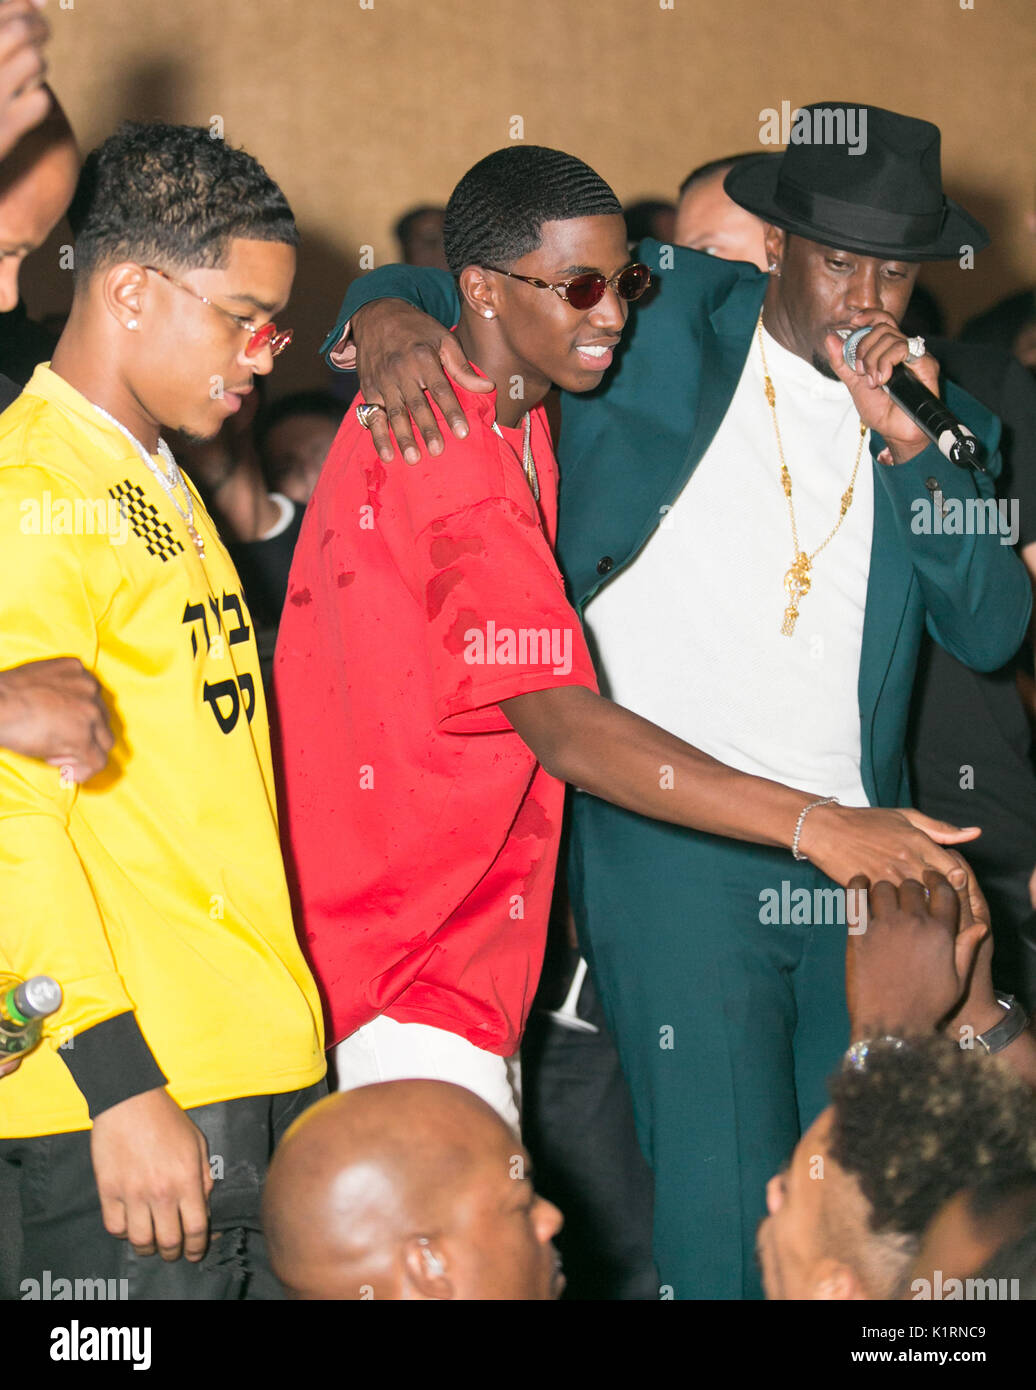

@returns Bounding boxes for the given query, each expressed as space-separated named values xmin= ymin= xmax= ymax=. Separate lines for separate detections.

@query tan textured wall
xmin=20 ymin=0 xmax=1036 ymax=396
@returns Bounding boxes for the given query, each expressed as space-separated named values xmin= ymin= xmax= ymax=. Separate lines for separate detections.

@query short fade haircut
xmin=678 ymin=152 xmax=758 ymax=198
xmin=828 ymin=1037 xmax=1036 ymax=1274
xmin=68 ymin=121 xmax=298 ymax=279
xmin=442 ymin=145 xmax=622 ymax=277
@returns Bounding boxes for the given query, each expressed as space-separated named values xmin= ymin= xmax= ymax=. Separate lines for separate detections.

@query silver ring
xmin=905 ymin=335 xmax=926 ymax=364
xmin=355 ymin=403 xmax=385 ymax=430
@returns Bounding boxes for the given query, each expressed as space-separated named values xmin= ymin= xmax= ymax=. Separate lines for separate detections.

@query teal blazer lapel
xmin=856 ymin=455 xmax=917 ymax=804
xmin=557 ymin=242 xmax=766 ymax=608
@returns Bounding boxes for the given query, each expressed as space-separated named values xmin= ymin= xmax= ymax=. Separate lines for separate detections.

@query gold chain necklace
xmin=756 ymin=312 xmax=865 ymax=636
xmin=491 ymin=411 xmax=540 ymax=502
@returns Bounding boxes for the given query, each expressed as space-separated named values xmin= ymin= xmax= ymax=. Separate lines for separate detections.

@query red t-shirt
xmin=272 ymin=380 xmax=598 ymax=1054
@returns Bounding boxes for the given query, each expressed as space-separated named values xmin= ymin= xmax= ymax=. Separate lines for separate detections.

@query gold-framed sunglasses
xmin=480 ymin=261 xmax=651 ymax=309
xmin=143 ymin=265 xmax=294 ymax=358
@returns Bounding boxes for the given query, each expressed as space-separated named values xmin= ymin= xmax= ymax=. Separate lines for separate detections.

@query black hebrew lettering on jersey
xmin=181 ymin=589 xmax=257 ymax=735
xmin=109 ymin=480 xmax=184 ymax=562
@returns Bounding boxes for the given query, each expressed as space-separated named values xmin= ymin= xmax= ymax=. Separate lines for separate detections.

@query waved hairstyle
xmin=442 ymin=145 xmax=622 ymax=277
xmin=68 ymin=121 xmax=298 ymax=279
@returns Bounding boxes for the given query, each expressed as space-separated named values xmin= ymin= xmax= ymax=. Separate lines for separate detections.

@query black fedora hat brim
xmin=724 ymin=154 xmax=990 ymax=263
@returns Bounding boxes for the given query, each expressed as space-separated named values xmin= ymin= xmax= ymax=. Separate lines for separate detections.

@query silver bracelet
xmin=791 ymin=796 xmax=839 ymax=861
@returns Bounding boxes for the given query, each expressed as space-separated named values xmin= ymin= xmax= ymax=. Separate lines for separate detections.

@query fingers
xmin=896 ymin=877 xmax=929 ymax=918
xmin=921 ymin=869 xmax=961 ymax=933
xmin=899 ymin=808 xmax=981 ymax=845
xmin=929 ymin=846 xmax=969 ymax=892
xmin=150 ymin=1198 xmax=190 ymax=1262
xmin=438 ymin=334 xmax=493 ymax=400
xmin=964 ymin=878 xmax=992 ymax=934
xmin=823 ymin=332 xmax=860 ymax=386
xmin=365 ymin=405 xmax=395 ymax=464
xmin=0 ymin=1056 xmax=22 ymax=1078
xmin=957 ymin=916 xmax=988 ymax=966
xmin=369 ymin=342 xmax=455 ymax=463
xmin=865 ymin=878 xmax=899 ymax=917
xmin=181 ymin=1169 xmax=212 ymax=1262
xmin=99 ymin=1192 xmax=129 ymax=1243
xmin=0 ymin=64 xmax=50 ymax=153
xmin=94 ymin=707 xmax=115 ymax=753
xmin=0 ymin=4 xmax=49 ymax=66
xmin=385 ymin=397 xmax=434 ymax=466
xmin=924 ymin=825 xmax=982 ymax=845
xmin=850 ymin=323 xmax=910 ymax=389
xmin=0 ymin=9 xmax=49 ymax=119
xmin=43 ymin=710 xmax=113 ymax=782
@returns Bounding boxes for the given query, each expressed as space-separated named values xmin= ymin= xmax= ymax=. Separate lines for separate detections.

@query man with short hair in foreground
xmin=757 ymin=1035 xmax=1036 ymax=1300
xmin=263 ymin=1081 xmax=565 ymax=1300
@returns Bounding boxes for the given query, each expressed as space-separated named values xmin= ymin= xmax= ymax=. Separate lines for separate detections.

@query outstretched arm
xmin=499 ymin=684 xmax=984 ymax=910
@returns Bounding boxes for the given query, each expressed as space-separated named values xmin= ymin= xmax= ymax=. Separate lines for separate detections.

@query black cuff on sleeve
xmin=59 ymin=1012 xmax=168 ymax=1119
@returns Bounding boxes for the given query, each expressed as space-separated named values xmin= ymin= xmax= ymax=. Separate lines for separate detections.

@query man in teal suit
xmin=317 ymin=105 xmax=1031 ymax=1297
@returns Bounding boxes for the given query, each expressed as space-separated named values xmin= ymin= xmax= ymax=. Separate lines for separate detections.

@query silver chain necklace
xmin=89 ymin=403 xmax=205 ymax=557
xmin=491 ymin=411 xmax=540 ymax=502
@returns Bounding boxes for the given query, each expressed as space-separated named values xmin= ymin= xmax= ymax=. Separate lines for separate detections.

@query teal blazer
xmin=332 ymin=244 xmax=1032 ymax=810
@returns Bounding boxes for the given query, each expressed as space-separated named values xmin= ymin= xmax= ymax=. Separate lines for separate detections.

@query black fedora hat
xmin=724 ymin=103 xmax=989 ymax=262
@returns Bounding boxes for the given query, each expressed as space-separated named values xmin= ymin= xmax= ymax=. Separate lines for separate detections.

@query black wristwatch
xmin=976 ymin=994 xmax=1030 ymax=1055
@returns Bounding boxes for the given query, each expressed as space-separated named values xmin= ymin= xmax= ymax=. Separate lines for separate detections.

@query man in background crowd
xmin=673 ymin=153 xmax=766 ymax=268
xmin=394 ymin=204 xmax=448 ymax=270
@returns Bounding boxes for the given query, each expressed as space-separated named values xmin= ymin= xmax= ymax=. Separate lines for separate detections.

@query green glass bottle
xmin=0 ymin=975 xmax=63 ymax=1058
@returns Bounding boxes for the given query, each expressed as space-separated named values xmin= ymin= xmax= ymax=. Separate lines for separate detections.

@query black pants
xmin=522 ymin=953 xmax=658 ymax=1300
xmin=0 ymin=1081 xmax=326 ymax=1301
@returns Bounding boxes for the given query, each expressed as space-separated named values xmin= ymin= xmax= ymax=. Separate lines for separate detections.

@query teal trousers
xmin=568 ymin=795 xmax=850 ymax=1300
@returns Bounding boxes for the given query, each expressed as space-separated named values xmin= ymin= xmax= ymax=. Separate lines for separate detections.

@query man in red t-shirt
xmin=274 ymin=147 xmax=635 ymax=1125
xmin=274 ymin=145 xmax=978 ymax=1129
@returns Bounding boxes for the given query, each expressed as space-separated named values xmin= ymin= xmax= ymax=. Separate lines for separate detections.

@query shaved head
xmin=262 ymin=1081 xmax=564 ymax=1300
xmin=0 ymin=91 xmax=78 ymax=310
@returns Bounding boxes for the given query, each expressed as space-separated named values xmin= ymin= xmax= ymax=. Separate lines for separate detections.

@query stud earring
xmin=483 ymin=310 xmax=494 ymax=319
xmin=127 ymin=318 xmax=140 ymax=330
xmin=768 ymin=262 xmax=780 ymax=276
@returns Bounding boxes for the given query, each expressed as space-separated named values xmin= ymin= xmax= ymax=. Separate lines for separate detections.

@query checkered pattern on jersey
xmin=109 ymin=479 xmax=185 ymax=562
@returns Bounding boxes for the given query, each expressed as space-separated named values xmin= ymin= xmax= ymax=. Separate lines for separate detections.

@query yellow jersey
xmin=0 ymin=365 xmax=324 ymax=1137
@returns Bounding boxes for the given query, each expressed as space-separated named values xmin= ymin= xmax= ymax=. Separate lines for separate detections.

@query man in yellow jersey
xmin=0 ymin=122 xmax=325 ymax=1299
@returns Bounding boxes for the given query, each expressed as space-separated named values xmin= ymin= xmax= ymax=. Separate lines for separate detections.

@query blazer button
xmin=596 ymin=555 xmax=614 ymax=575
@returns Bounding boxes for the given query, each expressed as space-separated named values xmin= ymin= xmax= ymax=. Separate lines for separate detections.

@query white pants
xmin=332 ymin=1014 xmax=521 ymax=1133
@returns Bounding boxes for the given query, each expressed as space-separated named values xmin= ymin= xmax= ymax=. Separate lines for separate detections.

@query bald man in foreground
xmin=262 ymin=1082 xmax=565 ymax=1300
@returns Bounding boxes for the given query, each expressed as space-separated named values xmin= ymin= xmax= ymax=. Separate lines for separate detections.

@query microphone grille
xmin=841 ymin=326 xmax=873 ymax=370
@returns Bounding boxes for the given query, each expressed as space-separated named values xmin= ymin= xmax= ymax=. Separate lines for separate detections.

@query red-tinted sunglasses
xmin=482 ymin=261 xmax=651 ymax=310
xmin=143 ymin=265 xmax=294 ymax=358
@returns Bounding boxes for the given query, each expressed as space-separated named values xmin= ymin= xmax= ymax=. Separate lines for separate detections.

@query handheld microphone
xmin=839 ymin=326 xmax=986 ymax=472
